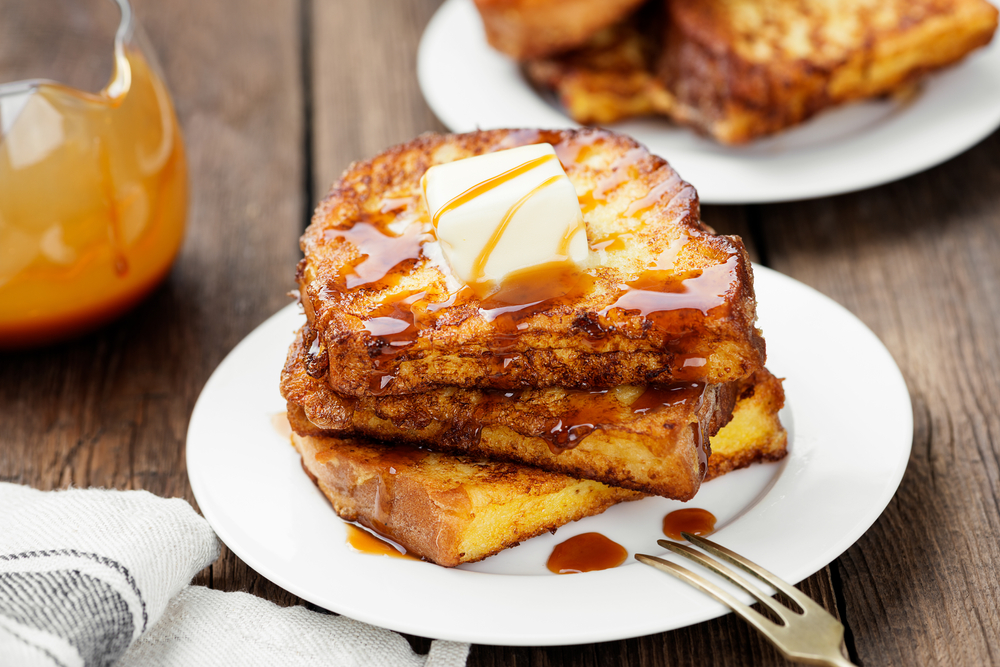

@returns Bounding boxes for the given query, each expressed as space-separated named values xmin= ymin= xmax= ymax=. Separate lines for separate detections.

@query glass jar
xmin=0 ymin=0 xmax=187 ymax=347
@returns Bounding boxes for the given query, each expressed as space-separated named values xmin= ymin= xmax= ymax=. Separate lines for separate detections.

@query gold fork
xmin=636 ymin=533 xmax=857 ymax=667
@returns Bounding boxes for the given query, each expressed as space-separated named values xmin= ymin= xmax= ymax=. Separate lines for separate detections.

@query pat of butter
xmin=421 ymin=143 xmax=589 ymax=291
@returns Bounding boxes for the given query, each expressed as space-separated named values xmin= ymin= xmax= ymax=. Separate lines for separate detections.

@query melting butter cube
xmin=421 ymin=143 xmax=589 ymax=291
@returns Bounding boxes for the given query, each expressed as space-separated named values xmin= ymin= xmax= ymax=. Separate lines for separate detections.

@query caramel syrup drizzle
xmin=469 ymin=174 xmax=563 ymax=288
xmin=345 ymin=523 xmax=419 ymax=560
xmin=361 ymin=444 xmax=428 ymax=538
xmin=601 ymin=255 xmax=739 ymax=323
xmin=578 ymin=146 xmax=648 ymax=214
xmin=556 ymin=209 xmax=585 ymax=257
xmin=629 ymin=382 xmax=704 ymax=415
xmin=327 ymin=217 xmax=430 ymax=290
xmin=322 ymin=135 xmax=738 ymax=393
xmin=425 ymin=152 xmax=575 ymax=294
xmin=625 ymin=174 xmax=684 ymax=217
xmin=493 ymin=381 xmax=705 ymax=454
xmin=429 ymin=153 xmax=557 ymax=230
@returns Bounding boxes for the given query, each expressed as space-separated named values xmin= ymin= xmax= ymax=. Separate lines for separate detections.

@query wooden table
xmin=3 ymin=1 xmax=999 ymax=665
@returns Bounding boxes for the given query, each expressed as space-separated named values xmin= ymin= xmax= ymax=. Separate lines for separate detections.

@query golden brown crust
xmin=661 ymin=0 xmax=999 ymax=143
xmin=524 ymin=7 xmax=675 ymax=125
xmin=524 ymin=0 xmax=998 ymax=143
xmin=474 ymin=0 xmax=648 ymax=59
xmin=298 ymin=127 xmax=764 ymax=396
xmin=292 ymin=432 xmax=643 ymax=567
xmin=286 ymin=369 xmax=786 ymax=566
xmin=283 ymin=331 xmax=789 ymax=499
xmin=285 ymin=369 xmax=787 ymax=566
xmin=283 ymin=325 xmax=738 ymax=499
xmin=705 ymin=368 xmax=787 ymax=480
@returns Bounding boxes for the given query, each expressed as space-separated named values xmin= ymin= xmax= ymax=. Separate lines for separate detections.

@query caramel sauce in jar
xmin=0 ymin=47 xmax=187 ymax=348
xmin=547 ymin=532 xmax=628 ymax=574
xmin=662 ymin=508 xmax=717 ymax=541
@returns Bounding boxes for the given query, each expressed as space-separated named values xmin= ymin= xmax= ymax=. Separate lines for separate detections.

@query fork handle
xmin=821 ymin=644 xmax=858 ymax=667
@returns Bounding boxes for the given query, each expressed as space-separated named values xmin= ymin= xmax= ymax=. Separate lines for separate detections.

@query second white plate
xmin=187 ymin=266 xmax=913 ymax=646
xmin=418 ymin=0 xmax=1000 ymax=204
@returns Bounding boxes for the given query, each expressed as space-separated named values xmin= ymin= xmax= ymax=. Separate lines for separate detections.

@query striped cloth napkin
xmin=0 ymin=483 xmax=470 ymax=667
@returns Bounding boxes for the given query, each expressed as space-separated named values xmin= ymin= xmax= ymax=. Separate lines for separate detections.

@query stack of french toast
xmin=280 ymin=127 xmax=787 ymax=567
xmin=475 ymin=0 xmax=999 ymax=143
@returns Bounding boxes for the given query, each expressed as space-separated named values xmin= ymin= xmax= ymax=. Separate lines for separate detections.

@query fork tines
xmin=636 ymin=533 xmax=856 ymax=667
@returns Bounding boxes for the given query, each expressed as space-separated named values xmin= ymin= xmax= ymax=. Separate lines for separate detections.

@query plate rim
xmin=186 ymin=265 xmax=913 ymax=645
xmin=416 ymin=0 xmax=1000 ymax=205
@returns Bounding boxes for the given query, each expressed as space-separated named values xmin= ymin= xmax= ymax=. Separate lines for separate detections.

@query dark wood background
xmin=3 ymin=0 xmax=999 ymax=665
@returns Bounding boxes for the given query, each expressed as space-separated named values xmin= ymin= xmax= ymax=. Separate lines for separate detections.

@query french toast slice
xmin=473 ymin=0 xmax=648 ymax=60
xmin=298 ymin=128 xmax=764 ymax=397
xmin=289 ymin=369 xmax=787 ymax=567
xmin=283 ymin=326 xmax=751 ymax=499
xmin=524 ymin=7 xmax=674 ymax=125
xmin=525 ymin=0 xmax=998 ymax=143
xmin=293 ymin=432 xmax=643 ymax=567
xmin=660 ymin=0 xmax=999 ymax=144
xmin=297 ymin=370 xmax=785 ymax=485
xmin=705 ymin=366 xmax=787 ymax=479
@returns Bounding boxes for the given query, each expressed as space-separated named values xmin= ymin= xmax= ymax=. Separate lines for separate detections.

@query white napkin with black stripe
xmin=0 ymin=483 xmax=470 ymax=667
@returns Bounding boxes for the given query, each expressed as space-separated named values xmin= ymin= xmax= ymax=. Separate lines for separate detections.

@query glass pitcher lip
xmin=0 ymin=0 xmax=135 ymax=104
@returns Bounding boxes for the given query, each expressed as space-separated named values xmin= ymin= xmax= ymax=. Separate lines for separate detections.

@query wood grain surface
xmin=2 ymin=0 xmax=999 ymax=665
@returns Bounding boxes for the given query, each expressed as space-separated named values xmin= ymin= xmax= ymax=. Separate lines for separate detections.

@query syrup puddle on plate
xmin=662 ymin=508 xmax=717 ymax=541
xmin=458 ymin=440 xmax=788 ymax=576
xmin=546 ymin=532 xmax=627 ymax=574
xmin=344 ymin=523 xmax=419 ymax=561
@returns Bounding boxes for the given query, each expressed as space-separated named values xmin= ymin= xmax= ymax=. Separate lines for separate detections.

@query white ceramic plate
xmin=187 ymin=266 xmax=912 ymax=645
xmin=417 ymin=0 xmax=1000 ymax=204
